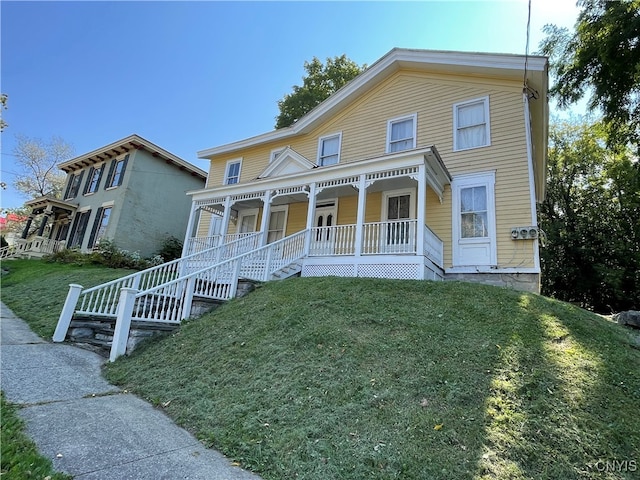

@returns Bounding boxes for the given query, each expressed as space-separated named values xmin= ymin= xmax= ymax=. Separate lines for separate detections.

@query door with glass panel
xmin=311 ymin=204 xmax=337 ymax=255
xmin=267 ymin=207 xmax=287 ymax=244
xmin=383 ymin=192 xmax=413 ymax=253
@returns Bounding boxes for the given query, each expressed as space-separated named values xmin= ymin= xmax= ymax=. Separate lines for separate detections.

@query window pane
xmin=473 ymin=186 xmax=487 ymax=211
xmin=399 ymin=194 xmax=410 ymax=218
xmin=456 ymin=100 xmax=488 ymax=149
xmin=388 ymin=197 xmax=399 ymax=220
xmin=391 ymin=119 xmax=412 ymax=141
xmin=389 ymin=118 xmax=414 ymax=153
xmin=461 ymin=188 xmax=474 ymax=212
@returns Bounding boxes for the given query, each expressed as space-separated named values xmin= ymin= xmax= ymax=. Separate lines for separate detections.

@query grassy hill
xmin=103 ymin=276 xmax=640 ymax=480
xmin=2 ymin=261 xmax=639 ymax=479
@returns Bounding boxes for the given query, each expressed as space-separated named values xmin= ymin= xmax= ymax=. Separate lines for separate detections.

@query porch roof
xmin=188 ymin=146 xmax=451 ymax=205
xmin=24 ymin=195 xmax=78 ymax=214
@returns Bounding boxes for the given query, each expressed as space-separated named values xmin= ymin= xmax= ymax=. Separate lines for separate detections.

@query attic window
xmin=387 ymin=114 xmax=417 ymax=153
xmin=225 ymin=158 xmax=242 ymax=185
xmin=317 ymin=133 xmax=341 ymax=166
xmin=453 ymin=96 xmax=490 ymax=151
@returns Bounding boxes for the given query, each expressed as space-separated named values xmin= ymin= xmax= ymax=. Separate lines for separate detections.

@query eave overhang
xmin=58 ymin=134 xmax=207 ymax=180
xmin=198 ymin=48 xmax=548 ymax=160
xmin=24 ymin=195 xmax=78 ymax=214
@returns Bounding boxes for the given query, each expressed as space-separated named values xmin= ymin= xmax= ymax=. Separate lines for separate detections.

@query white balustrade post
xmin=181 ymin=204 xmax=199 ymax=258
xmin=220 ymin=196 xmax=233 ymax=245
xmin=110 ymin=287 xmax=137 ymax=362
xmin=229 ymin=260 xmax=242 ymax=298
xmin=259 ymin=190 xmax=272 ymax=247
xmin=416 ymin=163 xmax=426 ymax=256
xmin=264 ymin=246 xmax=274 ymax=281
xmin=354 ymin=174 xmax=367 ymax=257
xmin=304 ymin=183 xmax=317 ymax=255
xmin=182 ymin=276 xmax=196 ymax=320
xmin=53 ymin=284 xmax=83 ymax=342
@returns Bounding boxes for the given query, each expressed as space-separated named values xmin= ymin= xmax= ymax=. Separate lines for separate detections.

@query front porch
xmin=185 ymin=146 xmax=451 ymax=282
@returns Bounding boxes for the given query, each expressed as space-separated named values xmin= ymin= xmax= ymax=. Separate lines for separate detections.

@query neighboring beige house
xmin=15 ymin=134 xmax=207 ymax=258
xmin=185 ymin=48 xmax=548 ymax=293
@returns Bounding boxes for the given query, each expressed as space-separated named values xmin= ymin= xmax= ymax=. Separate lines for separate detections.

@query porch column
xmin=220 ymin=196 xmax=233 ymax=244
xmin=21 ymin=214 xmax=35 ymax=239
xmin=37 ymin=210 xmax=53 ymax=237
xmin=354 ymin=174 xmax=367 ymax=257
xmin=416 ymin=163 xmax=426 ymax=255
xmin=304 ymin=182 xmax=317 ymax=254
xmin=181 ymin=203 xmax=199 ymax=257
xmin=259 ymin=190 xmax=272 ymax=246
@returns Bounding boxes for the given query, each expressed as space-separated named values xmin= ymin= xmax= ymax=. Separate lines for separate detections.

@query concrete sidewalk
xmin=0 ymin=302 xmax=262 ymax=480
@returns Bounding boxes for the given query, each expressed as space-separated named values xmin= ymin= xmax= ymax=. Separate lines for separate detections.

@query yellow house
xmin=54 ymin=48 xmax=549 ymax=358
xmin=185 ymin=48 xmax=548 ymax=293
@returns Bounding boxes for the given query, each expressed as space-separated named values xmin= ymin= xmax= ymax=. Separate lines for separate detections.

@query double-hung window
xmin=64 ymin=171 xmax=84 ymax=200
xmin=83 ymin=164 xmax=104 ymax=195
xmin=317 ymin=133 xmax=341 ymax=166
xmin=453 ymin=96 xmax=490 ymax=151
xmin=105 ymin=155 xmax=129 ymax=189
xmin=387 ymin=114 xmax=417 ymax=153
xmin=225 ymin=159 xmax=242 ymax=185
xmin=88 ymin=206 xmax=112 ymax=248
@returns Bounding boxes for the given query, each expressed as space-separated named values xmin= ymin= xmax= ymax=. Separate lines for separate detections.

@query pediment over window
xmin=258 ymin=147 xmax=316 ymax=178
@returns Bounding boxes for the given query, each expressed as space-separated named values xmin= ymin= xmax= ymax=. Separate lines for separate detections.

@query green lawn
xmin=2 ymin=260 xmax=639 ymax=479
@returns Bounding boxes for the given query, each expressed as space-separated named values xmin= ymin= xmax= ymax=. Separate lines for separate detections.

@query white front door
xmin=237 ymin=209 xmax=259 ymax=234
xmin=312 ymin=202 xmax=337 ymax=255
xmin=452 ymin=172 xmax=497 ymax=266
xmin=267 ymin=206 xmax=288 ymax=244
xmin=382 ymin=189 xmax=415 ymax=253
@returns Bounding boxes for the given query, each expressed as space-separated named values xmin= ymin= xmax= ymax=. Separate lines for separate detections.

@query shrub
xmin=156 ymin=236 xmax=183 ymax=261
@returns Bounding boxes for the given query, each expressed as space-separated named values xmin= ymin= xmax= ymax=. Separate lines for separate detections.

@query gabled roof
xmin=59 ymin=134 xmax=207 ymax=180
xmin=197 ymin=47 xmax=548 ymax=159
xmin=258 ymin=147 xmax=317 ymax=178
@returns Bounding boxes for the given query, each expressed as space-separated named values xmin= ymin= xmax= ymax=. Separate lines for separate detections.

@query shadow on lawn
xmin=476 ymin=294 xmax=640 ymax=479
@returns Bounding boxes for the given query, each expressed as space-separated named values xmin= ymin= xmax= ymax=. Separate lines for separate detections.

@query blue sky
xmin=1 ymin=0 xmax=580 ymax=211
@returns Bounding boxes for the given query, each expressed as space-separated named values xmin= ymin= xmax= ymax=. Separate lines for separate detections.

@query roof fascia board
xmin=59 ymin=134 xmax=207 ymax=179
xmin=197 ymin=48 xmax=548 ymax=159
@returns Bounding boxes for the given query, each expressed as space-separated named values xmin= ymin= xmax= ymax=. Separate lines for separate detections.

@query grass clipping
xmin=104 ymin=277 xmax=640 ymax=480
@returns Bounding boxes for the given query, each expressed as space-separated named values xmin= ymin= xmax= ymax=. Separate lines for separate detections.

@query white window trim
xmin=453 ymin=96 xmax=491 ymax=152
xmin=386 ymin=113 xmax=417 ymax=154
xmin=237 ymin=208 xmax=259 ymax=234
xmin=381 ymin=188 xmax=416 ymax=221
xmin=270 ymin=148 xmax=285 ymax=163
xmin=224 ymin=158 xmax=242 ymax=185
xmin=451 ymin=171 xmax=497 ymax=267
xmin=316 ymin=132 xmax=342 ymax=167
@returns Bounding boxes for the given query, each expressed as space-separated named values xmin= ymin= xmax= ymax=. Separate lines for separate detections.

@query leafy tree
xmin=0 ymin=93 xmax=7 ymax=132
xmin=275 ymin=55 xmax=366 ymax=129
xmin=539 ymin=0 xmax=640 ymax=149
xmin=539 ymin=118 xmax=640 ymax=313
xmin=12 ymin=135 xmax=74 ymax=199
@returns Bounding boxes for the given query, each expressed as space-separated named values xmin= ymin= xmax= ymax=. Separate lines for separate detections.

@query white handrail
xmin=423 ymin=224 xmax=444 ymax=267
xmin=129 ymin=230 xmax=309 ymax=323
xmin=75 ymin=232 xmax=262 ymax=317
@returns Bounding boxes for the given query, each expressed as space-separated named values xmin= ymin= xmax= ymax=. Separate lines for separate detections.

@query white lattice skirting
xmin=303 ymin=263 xmax=423 ymax=280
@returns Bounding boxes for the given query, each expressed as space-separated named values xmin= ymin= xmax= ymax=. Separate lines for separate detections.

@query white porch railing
xmin=0 ymin=245 xmax=16 ymax=258
xmin=185 ymin=235 xmax=220 ymax=254
xmin=67 ymin=233 xmax=261 ymax=320
xmin=423 ymin=224 xmax=444 ymax=267
xmin=128 ymin=229 xmax=309 ymax=323
xmin=185 ymin=232 xmax=260 ymax=256
xmin=309 ymin=224 xmax=356 ymax=256
xmin=362 ymin=220 xmax=417 ymax=254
